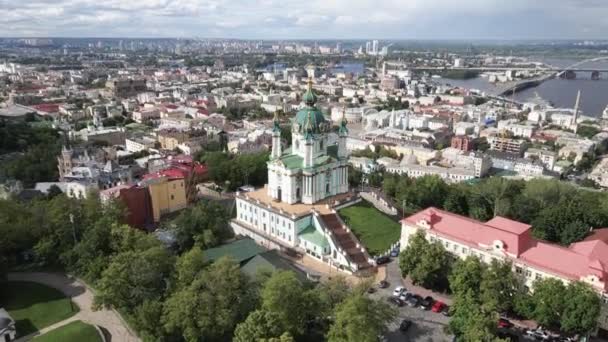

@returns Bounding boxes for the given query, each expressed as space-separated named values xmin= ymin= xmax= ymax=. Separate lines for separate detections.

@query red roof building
xmin=401 ymin=207 xmax=608 ymax=294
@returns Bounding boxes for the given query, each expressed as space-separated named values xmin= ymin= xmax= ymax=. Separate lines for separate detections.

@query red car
xmin=497 ymin=318 xmax=514 ymax=329
xmin=431 ymin=301 xmax=446 ymax=313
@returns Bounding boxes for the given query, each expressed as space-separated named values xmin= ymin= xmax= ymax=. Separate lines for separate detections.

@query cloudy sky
xmin=1 ymin=0 xmax=607 ymax=39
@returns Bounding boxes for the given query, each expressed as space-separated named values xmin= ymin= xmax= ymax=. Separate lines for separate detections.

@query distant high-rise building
xmin=365 ymin=41 xmax=371 ymax=54
xmin=372 ymin=40 xmax=379 ymax=55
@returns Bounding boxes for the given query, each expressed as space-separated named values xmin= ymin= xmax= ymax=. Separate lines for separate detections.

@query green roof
xmin=275 ymin=152 xmax=336 ymax=171
xmin=279 ymin=154 xmax=304 ymax=170
xmin=241 ymin=250 xmax=309 ymax=283
xmin=204 ymin=238 xmax=266 ymax=264
xmin=298 ymin=225 xmax=328 ymax=248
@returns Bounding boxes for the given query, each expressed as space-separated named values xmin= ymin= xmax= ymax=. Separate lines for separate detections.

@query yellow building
xmin=146 ymin=176 xmax=187 ymax=222
xmin=157 ymin=131 xmax=188 ymax=150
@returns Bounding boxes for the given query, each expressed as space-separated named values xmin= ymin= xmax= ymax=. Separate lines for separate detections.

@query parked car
xmin=392 ymin=286 xmax=405 ymax=297
xmin=367 ymin=287 xmax=376 ymax=294
xmin=420 ymin=296 xmax=434 ymax=310
xmin=525 ymin=329 xmax=550 ymax=341
xmin=376 ymin=255 xmax=390 ymax=265
xmin=406 ymin=294 xmax=421 ymax=307
xmin=498 ymin=318 xmax=514 ymax=329
xmin=378 ymin=280 xmax=389 ymax=289
xmin=390 ymin=249 xmax=399 ymax=257
xmin=399 ymin=319 xmax=412 ymax=332
xmin=431 ymin=301 xmax=446 ymax=313
xmin=387 ymin=296 xmax=404 ymax=307
xmin=441 ymin=305 xmax=451 ymax=316
xmin=398 ymin=291 xmax=412 ymax=302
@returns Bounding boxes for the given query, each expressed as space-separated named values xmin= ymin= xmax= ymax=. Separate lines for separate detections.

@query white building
xmin=231 ymin=82 xmax=375 ymax=275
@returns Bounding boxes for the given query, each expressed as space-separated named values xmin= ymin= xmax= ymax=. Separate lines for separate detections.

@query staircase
xmin=319 ymin=213 xmax=373 ymax=271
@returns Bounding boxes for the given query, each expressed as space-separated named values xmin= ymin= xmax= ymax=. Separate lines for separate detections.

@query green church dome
xmin=293 ymin=79 xmax=329 ymax=136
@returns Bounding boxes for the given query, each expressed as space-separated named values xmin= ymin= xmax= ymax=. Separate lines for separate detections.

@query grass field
xmin=338 ymin=200 xmax=401 ymax=255
xmin=0 ymin=281 xmax=79 ymax=337
xmin=33 ymin=320 xmax=102 ymax=342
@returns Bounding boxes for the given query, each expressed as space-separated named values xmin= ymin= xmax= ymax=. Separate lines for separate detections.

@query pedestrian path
xmin=8 ymin=272 xmax=140 ymax=342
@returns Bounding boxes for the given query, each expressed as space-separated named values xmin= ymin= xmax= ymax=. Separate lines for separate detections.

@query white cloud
xmin=0 ymin=0 xmax=607 ymax=38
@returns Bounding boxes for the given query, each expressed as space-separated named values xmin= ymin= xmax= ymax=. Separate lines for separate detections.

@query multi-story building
xmin=157 ymin=130 xmax=189 ymax=150
xmin=231 ymin=82 xmax=374 ymax=275
xmin=524 ymin=148 xmax=557 ymax=171
xmin=142 ymin=175 xmax=187 ymax=222
xmin=488 ymin=136 xmax=526 ymax=155
xmin=106 ymin=78 xmax=147 ymax=98
xmin=400 ymin=207 xmax=608 ymax=337
xmin=451 ymin=136 xmax=472 ymax=152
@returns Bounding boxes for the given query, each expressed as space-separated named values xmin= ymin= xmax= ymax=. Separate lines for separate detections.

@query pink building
xmin=400 ymin=207 xmax=608 ymax=296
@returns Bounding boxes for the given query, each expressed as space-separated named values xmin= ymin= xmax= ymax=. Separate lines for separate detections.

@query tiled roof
xmin=403 ymin=208 xmax=608 ymax=290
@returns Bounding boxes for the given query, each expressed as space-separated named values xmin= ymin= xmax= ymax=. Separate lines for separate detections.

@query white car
xmin=392 ymin=286 xmax=405 ymax=297
xmin=399 ymin=291 xmax=411 ymax=302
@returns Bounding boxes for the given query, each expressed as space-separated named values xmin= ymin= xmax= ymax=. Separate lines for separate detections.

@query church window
xmin=319 ymin=140 xmax=324 ymax=150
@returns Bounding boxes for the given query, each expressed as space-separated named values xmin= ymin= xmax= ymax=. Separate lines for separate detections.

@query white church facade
xmin=231 ymin=80 xmax=374 ymax=274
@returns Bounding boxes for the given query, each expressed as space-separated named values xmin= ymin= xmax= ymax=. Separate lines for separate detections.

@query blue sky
xmin=1 ymin=0 xmax=606 ymax=39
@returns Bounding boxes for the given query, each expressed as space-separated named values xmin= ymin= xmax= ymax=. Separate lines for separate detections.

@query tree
xmin=233 ymin=310 xmax=288 ymax=342
xmin=261 ymin=271 xmax=318 ymax=336
xmin=449 ymin=256 xmax=484 ymax=296
xmin=316 ymin=276 xmax=351 ymax=316
xmin=560 ymin=282 xmax=601 ymax=334
xmin=327 ymin=294 xmax=395 ymax=342
xmin=94 ymin=245 xmax=174 ymax=311
xmin=174 ymin=247 xmax=206 ymax=287
xmin=411 ymin=240 xmax=450 ymax=289
xmin=171 ymin=201 xmax=231 ymax=252
xmin=513 ymin=287 xmax=535 ymax=319
xmin=443 ymin=186 xmax=470 ymax=216
xmin=399 ymin=230 xmax=429 ymax=278
xmin=530 ymin=278 xmax=567 ymax=329
xmin=163 ymin=257 xmax=256 ymax=341
xmin=396 ymin=175 xmax=449 ymax=211
xmin=399 ymin=231 xmax=450 ymax=289
xmin=480 ymin=260 xmax=518 ymax=313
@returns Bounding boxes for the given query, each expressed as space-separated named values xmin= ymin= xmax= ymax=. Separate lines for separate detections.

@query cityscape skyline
xmin=2 ymin=0 xmax=608 ymax=40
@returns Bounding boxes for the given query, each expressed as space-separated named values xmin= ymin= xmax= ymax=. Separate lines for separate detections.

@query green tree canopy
xmin=233 ymin=310 xmax=288 ymax=342
xmin=260 ymin=271 xmax=319 ymax=336
xmin=327 ymin=294 xmax=395 ymax=342
xmin=399 ymin=230 xmax=450 ymax=289
xmin=163 ymin=257 xmax=256 ymax=341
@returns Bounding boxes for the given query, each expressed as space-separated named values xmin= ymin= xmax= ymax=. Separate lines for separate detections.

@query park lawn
xmin=33 ymin=320 xmax=102 ymax=342
xmin=338 ymin=200 xmax=401 ymax=255
xmin=0 ymin=281 xmax=79 ymax=337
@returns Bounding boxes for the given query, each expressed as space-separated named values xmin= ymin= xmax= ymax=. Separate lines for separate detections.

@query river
xmin=438 ymin=58 xmax=608 ymax=117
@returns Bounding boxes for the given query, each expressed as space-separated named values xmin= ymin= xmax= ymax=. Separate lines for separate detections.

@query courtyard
xmin=338 ymin=200 xmax=401 ymax=255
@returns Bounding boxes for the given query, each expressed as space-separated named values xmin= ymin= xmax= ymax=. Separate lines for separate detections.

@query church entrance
xmin=296 ymin=187 xmax=300 ymax=200
xmin=277 ymin=187 xmax=282 ymax=201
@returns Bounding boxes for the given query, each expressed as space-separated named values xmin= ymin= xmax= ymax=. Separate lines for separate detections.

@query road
xmin=372 ymin=260 xmax=452 ymax=342
xmin=8 ymin=272 xmax=140 ymax=342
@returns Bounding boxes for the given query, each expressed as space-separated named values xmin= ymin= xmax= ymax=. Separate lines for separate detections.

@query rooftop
xmin=403 ymin=208 xmax=608 ymax=290
xmin=238 ymin=185 xmax=355 ymax=218
xmin=204 ymin=237 xmax=266 ymax=264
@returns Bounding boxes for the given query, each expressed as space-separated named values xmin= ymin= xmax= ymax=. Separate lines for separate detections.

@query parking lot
xmin=370 ymin=260 xmax=453 ymax=342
